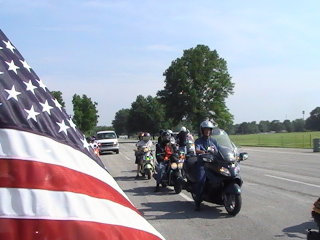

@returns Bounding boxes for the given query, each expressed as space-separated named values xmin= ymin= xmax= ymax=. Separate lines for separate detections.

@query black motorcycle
xmin=183 ymin=128 xmax=248 ymax=216
xmin=155 ymin=151 xmax=186 ymax=194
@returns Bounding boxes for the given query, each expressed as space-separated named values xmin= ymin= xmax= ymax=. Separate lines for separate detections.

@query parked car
xmin=96 ymin=131 xmax=119 ymax=154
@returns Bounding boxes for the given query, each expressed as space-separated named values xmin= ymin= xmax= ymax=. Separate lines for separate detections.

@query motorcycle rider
xmin=135 ymin=132 xmax=144 ymax=171
xmin=167 ymin=129 xmax=176 ymax=144
xmin=154 ymin=130 xmax=178 ymax=192
xmin=157 ymin=129 xmax=164 ymax=144
xmin=186 ymin=129 xmax=196 ymax=155
xmin=194 ymin=120 xmax=218 ymax=210
xmin=176 ymin=126 xmax=188 ymax=154
xmin=135 ymin=132 xmax=153 ymax=179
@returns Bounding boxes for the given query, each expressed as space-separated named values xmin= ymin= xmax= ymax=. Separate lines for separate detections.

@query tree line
xmin=228 ymin=107 xmax=320 ymax=135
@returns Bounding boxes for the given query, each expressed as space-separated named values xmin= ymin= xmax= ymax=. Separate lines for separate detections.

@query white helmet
xmin=142 ymin=132 xmax=151 ymax=141
xmin=200 ymin=120 xmax=215 ymax=135
xmin=180 ymin=126 xmax=186 ymax=132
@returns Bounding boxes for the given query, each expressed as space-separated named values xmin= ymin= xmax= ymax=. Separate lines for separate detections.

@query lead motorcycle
xmin=183 ymin=127 xmax=248 ymax=216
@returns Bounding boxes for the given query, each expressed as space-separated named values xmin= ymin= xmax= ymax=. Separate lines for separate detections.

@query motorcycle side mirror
xmin=239 ymin=152 xmax=248 ymax=161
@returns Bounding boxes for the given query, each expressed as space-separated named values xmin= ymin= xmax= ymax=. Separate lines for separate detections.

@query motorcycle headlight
xmin=178 ymin=162 xmax=184 ymax=169
xmin=219 ymin=167 xmax=231 ymax=176
xmin=234 ymin=165 xmax=240 ymax=175
xmin=171 ymin=162 xmax=178 ymax=170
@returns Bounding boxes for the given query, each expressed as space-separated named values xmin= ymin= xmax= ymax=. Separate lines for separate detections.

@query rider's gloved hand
xmin=207 ymin=147 xmax=215 ymax=154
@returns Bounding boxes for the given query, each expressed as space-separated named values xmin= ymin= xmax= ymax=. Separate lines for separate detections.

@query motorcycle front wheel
xmin=174 ymin=181 xmax=182 ymax=194
xmin=145 ymin=169 xmax=151 ymax=179
xmin=224 ymin=193 xmax=241 ymax=216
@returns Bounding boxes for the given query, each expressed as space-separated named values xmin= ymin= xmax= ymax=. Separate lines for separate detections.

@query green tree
xmin=51 ymin=91 xmax=65 ymax=108
xmin=292 ymin=119 xmax=305 ymax=132
xmin=95 ymin=126 xmax=114 ymax=132
xmin=236 ymin=122 xmax=249 ymax=134
xmin=227 ymin=124 xmax=238 ymax=135
xmin=235 ymin=121 xmax=258 ymax=134
xmin=258 ymin=121 xmax=270 ymax=132
xmin=306 ymin=107 xmax=320 ymax=131
xmin=72 ymin=94 xmax=99 ymax=134
xmin=248 ymin=121 xmax=259 ymax=133
xmin=270 ymin=120 xmax=284 ymax=132
xmin=127 ymin=95 xmax=170 ymax=136
xmin=157 ymin=44 xmax=234 ymax=130
xmin=112 ymin=109 xmax=130 ymax=135
xmin=283 ymin=120 xmax=293 ymax=132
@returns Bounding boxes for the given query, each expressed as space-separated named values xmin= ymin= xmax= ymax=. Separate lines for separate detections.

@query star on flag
xmin=53 ymin=98 xmax=62 ymax=111
xmin=25 ymin=105 xmax=40 ymax=121
xmin=5 ymin=60 xmax=19 ymax=74
xmin=40 ymin=100 xmax=54 ymax=115
xmin=56 ymin=119 xmax=70 ymax=135
xmin=2 ymin=39 xmax=15 ymax=53
xmin=24 ymin=80 xmax=37 ymax=95
xmin=20 ymin=59 xmax=32 ymax=72
xmin=5 ymin=85 xmax=21 ymax=101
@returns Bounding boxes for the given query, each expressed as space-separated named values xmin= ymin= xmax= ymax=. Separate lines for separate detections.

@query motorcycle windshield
xmin=211 ymin=127 xmax=237 ymax=162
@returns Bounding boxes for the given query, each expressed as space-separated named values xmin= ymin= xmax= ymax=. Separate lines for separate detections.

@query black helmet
xmin=161 ymin=131 xmax=171 ymax=143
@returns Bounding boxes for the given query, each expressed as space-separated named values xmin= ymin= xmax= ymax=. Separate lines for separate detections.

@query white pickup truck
xmin=96 ymin=130 xmax=119 ymax=154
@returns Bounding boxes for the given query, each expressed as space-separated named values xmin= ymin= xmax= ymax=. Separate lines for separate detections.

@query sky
xmin=1 ymin=0 xmax=319 ymax=126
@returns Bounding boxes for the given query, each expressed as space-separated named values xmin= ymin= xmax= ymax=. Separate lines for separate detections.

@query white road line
xmin=166 ymin=186 xmax=193 ymax=201
xmin=179 ymin=192 xmax=193 ymax=202
xmin=265 ymin=174 xmax=320 ymax=188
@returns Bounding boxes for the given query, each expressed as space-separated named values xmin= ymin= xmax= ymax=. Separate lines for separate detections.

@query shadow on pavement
xmin=275 ymin=220 xmax=317 ymax=239
xmin=123 ymin=185 xmax=231 ymax=220
xmin=113 ymin=172 xmax=156 ymax=182
xmin=140 ymin=199 xmax=229 ymax=220
xmin=99 ymin=151 xmax=116 ymax=156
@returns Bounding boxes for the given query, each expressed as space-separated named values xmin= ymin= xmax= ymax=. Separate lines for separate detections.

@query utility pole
xmin=302 ymin=110 xmax=305 ymax=120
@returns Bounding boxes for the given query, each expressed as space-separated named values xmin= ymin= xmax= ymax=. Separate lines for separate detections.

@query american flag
xmin=0 ymin=30 xmax=165 ymax=240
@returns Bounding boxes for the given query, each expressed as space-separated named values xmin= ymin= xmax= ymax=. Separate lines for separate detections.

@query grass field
xmin=229 ymin=131 xmax=320 ymax=149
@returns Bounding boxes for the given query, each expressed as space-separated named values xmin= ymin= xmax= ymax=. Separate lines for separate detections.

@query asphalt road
xmin=100 ymin=144 xmax=320 ymax=240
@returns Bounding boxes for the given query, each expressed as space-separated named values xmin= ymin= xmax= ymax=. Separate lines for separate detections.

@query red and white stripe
xmin=0 ymin=128 xmax=165 ymax=240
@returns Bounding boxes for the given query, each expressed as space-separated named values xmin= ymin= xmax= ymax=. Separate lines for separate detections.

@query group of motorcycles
xmin=134 ymin=127 xmax=249 ymax=216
